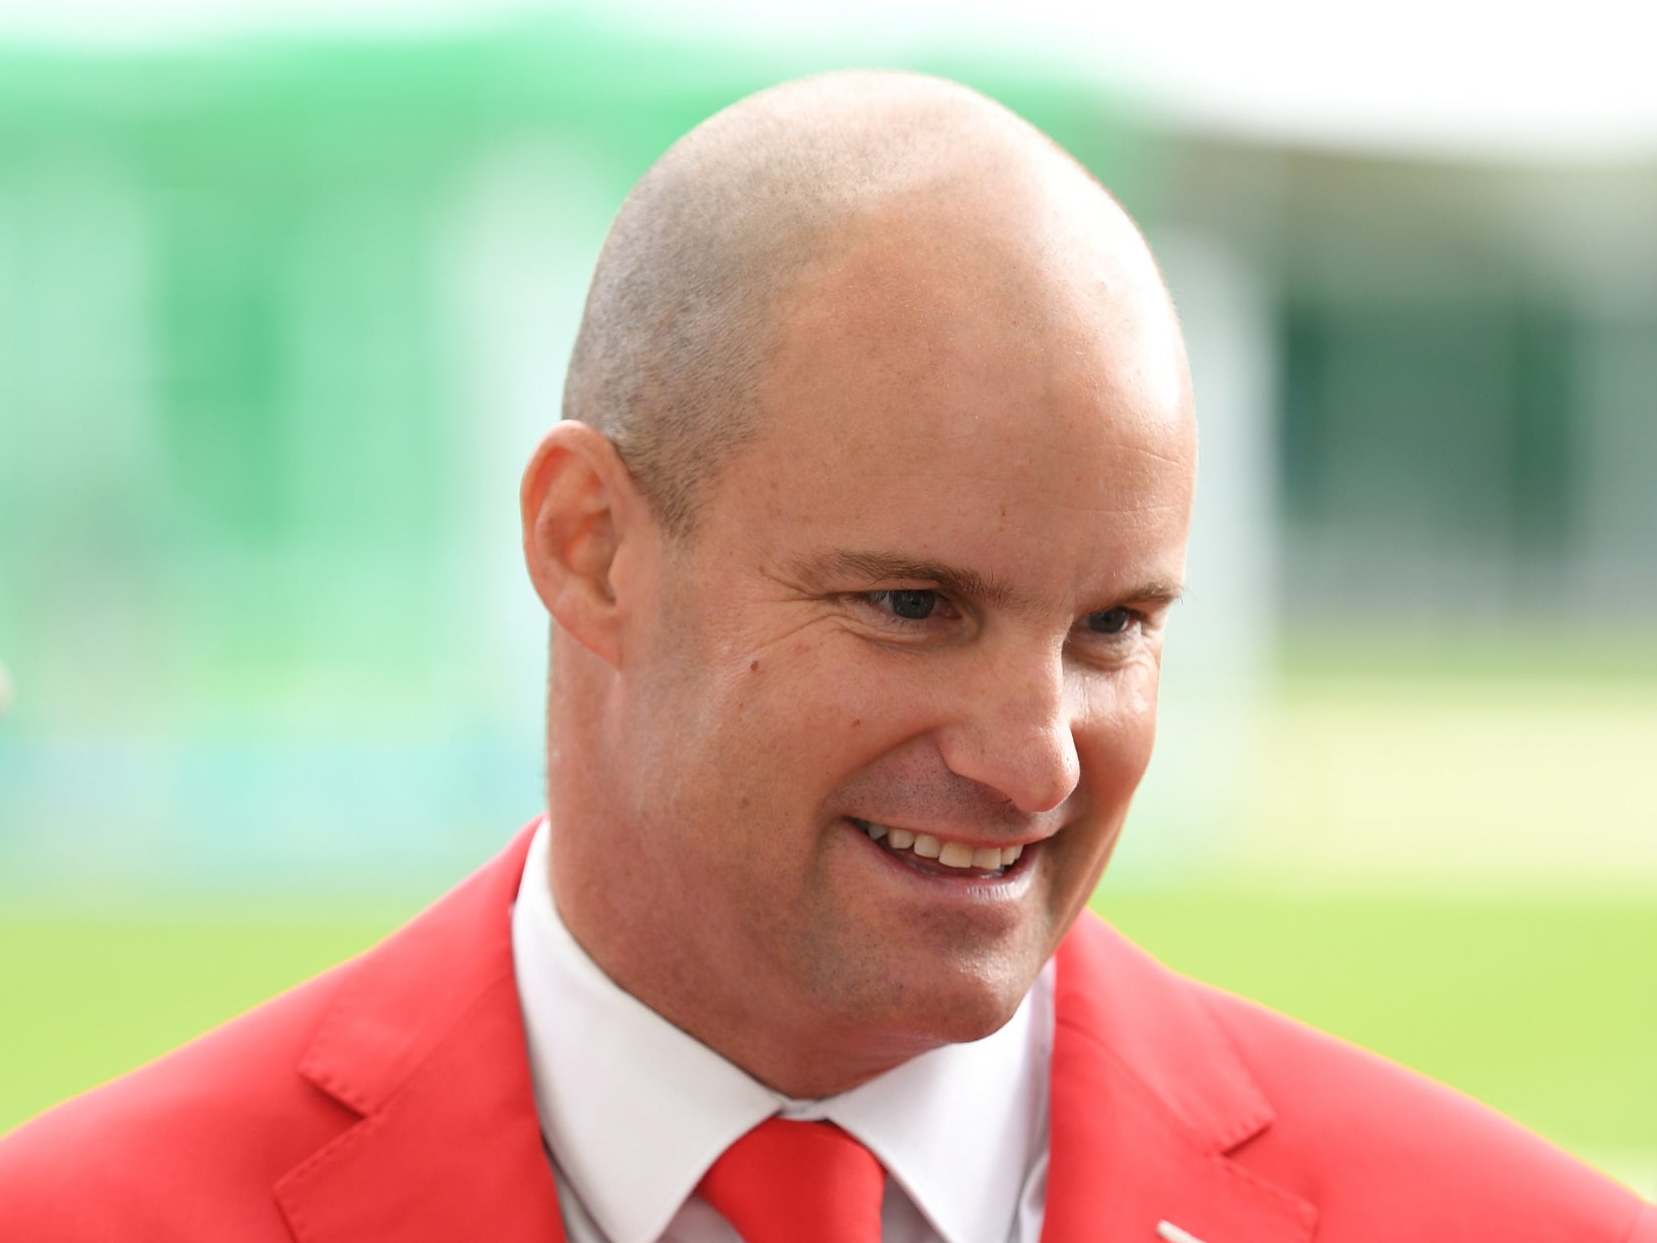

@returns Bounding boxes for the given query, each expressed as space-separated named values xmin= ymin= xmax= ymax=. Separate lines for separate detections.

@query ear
xmin=520 ymin=422 xmax=645 ymax=668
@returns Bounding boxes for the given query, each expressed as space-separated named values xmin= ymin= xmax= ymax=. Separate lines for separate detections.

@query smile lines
xmin=850 ymin=818 xmax=1026 ymax=872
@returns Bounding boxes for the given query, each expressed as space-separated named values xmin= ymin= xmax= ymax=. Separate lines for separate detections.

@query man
xmin=1 ymin=71 xmax=1650 ymax=1243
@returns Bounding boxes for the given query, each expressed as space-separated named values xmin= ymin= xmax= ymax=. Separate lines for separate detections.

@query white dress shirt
xmin=511 ymin=817 xmax=1054 ymax=1243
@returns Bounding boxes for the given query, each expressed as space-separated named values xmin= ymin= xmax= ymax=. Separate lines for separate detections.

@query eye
xmin=1085 ymin=607 xmax=1136 ymax=636
xmin=870 ymin=589 xmax=939 ymax=621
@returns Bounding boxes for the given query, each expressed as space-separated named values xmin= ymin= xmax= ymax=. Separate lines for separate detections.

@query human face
xmin=607 ymin=222 xmax=1195 ymax=1084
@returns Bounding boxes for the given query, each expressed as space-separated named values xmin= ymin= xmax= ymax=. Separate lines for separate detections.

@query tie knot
xmin=698 ymin=1118 xmax=885 ymax=1243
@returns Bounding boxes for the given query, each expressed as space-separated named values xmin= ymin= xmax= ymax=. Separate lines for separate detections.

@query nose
xmin=933 ymin=644 xmax=1081 ymax=816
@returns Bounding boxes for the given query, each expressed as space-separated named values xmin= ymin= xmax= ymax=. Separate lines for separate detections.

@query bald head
xmin=562 ymin=70 xmax=1181 ymax=535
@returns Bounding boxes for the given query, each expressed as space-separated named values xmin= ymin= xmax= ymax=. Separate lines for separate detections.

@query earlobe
xmin=520 ymin=422 xmax=637 ymax=667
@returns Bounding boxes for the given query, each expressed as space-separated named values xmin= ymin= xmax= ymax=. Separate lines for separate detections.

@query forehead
xmin=776 ymin=193 xmax=1182 ymax=425
xmin=702 ymin=215 xmax=1195 ymax=597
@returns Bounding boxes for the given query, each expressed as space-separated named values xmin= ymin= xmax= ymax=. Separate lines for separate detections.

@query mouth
xmin=847 ymin=816 xmax=1034 ymax=880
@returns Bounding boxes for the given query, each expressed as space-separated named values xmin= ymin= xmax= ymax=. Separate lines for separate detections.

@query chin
xmin=793 ymin=913 xmax=1053 ymax=1058
xmin=878 ymin=953 xmax=1041 ymax=1051
xmin=931 ymin=995 xmax=1026 ymax=1047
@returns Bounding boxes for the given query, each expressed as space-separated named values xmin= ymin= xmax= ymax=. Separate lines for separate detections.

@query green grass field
xmin=3 ymin=890 xmax=1652 ymax=1197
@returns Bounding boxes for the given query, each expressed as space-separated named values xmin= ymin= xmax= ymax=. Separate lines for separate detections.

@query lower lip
xmin=843 ymin=818 xmax=1039 ymax=900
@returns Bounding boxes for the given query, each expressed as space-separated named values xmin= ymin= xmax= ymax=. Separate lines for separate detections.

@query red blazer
xmin=3 ymin=825 xmax=1651 ymax=1242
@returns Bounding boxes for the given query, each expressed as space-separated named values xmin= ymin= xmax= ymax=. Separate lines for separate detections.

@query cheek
xmin=1078 ymin=659 xmax=1163 ymax=792
xmin=729 ymin=627 xmax=936 ymax=735
xmin=675 ymin=637 xmax=891 ymax=806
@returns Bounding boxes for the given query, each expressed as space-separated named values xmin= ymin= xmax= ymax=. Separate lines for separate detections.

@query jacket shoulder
xmin=0 ymin=961 xmax=358 ymax=1241
xmin=1190 ymin=972 xmax=1650 ymax=1239
xmin=0 ymin=826 xmax=539 ymax=1242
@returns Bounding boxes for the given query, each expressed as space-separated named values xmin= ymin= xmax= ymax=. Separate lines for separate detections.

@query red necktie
xmin=697 ymin=1118 xmax=886 ymax=1243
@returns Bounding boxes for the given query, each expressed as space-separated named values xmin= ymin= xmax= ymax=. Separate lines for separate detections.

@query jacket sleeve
xmin=1625 ymin=1201 xmax=1657 ymax=1243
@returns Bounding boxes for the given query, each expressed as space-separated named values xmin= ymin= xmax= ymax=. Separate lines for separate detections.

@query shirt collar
xmin=511 ymin=816 xmax=1050 ymax=1243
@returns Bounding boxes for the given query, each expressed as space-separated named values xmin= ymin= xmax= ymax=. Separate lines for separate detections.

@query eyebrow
xmin=791 ymin=550 xmax=1022 ymax=607
xmin=789 ymin=549 xmax=1184 ymax=610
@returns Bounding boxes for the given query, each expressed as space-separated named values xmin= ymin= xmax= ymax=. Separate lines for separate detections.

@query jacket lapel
xmin=1042 ymin=915 xmax=1316 ymax=1243
xmin=274 ymin=825 xmax=566 ymax=1243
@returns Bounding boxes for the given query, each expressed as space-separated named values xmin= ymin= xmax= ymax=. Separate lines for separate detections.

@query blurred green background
xmin=1 ymin=4 xmax=1653 ymax=1197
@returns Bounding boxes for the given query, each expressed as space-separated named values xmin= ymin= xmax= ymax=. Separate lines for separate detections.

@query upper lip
xmin=847 ymin=815 xmax=1056 ymax=850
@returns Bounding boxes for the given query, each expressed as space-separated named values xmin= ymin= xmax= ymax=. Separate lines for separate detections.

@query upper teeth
xmin=859 ymin=821 xmax=1024 ymax=870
